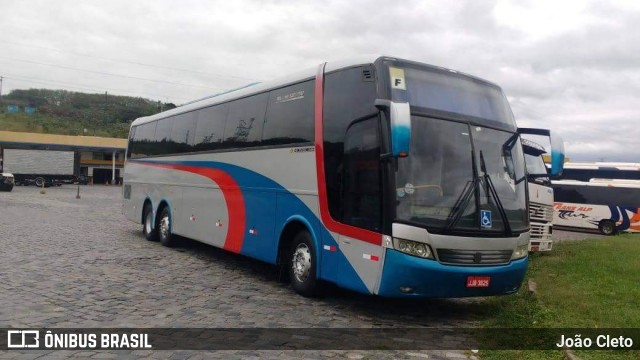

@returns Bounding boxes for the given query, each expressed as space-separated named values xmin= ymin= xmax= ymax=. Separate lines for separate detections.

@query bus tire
xmin=158 ymin=206 xmax=176 ymax=247
xmin=143 ymin=204 xmax=158 ymax=241
xmin=598 ymin=220 xmax=616 ymax=236
xmin=288 ymin=230 xmax=321 ymax=297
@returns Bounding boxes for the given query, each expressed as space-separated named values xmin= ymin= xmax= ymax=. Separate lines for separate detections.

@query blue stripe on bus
xmin=135 ymin=159 xmax=370 ymax=294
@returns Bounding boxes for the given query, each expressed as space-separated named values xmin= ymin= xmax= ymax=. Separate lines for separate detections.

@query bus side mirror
xmin=374 ymin=99 xmax=411 ymax=157
xmin=549 ymin=134 xmax=565 ymax=176
xmin=518 ymin=127 xmax=565 ymax=177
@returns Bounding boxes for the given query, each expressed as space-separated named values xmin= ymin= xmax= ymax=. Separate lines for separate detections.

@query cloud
xmin=0 ymin=0 xmax=638 ymax=161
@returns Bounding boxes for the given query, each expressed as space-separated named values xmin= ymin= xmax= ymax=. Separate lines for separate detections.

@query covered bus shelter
xmin=0 ymin=131 xmax=127 ymax=185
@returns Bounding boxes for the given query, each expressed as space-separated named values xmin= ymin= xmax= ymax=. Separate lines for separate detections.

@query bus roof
xmin=130 ymin=55 xmax=500 ymax=128
xmin=131 ymin=55 xmax=385 ymax=127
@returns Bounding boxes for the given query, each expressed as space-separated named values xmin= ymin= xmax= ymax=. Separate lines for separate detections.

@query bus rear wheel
xmin=158 ymin=207 xmax=176 ymax=247
xmin=288 ymin=231 xmax=321 ymax=297
xmin=143 ymin=204 xmax=158 ymax=241
xmin=598 ymin=220 xmax=616 ymax=236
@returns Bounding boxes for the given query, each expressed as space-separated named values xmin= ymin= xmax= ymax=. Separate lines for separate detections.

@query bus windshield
xmin=395 ymin=116 xmax=528 ymax=235
xmin=386 ymin=61 xmax=516 ymax=131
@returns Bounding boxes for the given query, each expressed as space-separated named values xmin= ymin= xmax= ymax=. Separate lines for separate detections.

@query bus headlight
xmin=511 ymin=244 xmax=529 ymax=260
xmin=393 ymin=238 xmax=434 ymax=259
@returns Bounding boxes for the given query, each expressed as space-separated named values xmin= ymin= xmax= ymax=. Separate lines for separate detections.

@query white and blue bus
xmin=553 ymin=179 xmax=640 ymax=235
xmin=122 ymin=55 xmax=564 ymax=298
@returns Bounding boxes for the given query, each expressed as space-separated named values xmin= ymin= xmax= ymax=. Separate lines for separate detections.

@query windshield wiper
xmin=479 ymin=150 xmax=512 ymax=236
xmin=444 ymin=178 xmax=479 ymax=233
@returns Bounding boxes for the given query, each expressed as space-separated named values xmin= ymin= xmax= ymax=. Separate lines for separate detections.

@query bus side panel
xmin=124 ymin=162 xmax=181 ymax=226
xmin=335 ymin=233 xmax=383 ymax=295
xmin=630 ymin=208 xmax=640 ymax=231
xmin=554 ymin=202 xmax=608 ymax=230
xmin=180 ymin=182 xmax=229 ymax=248
xmin=240 ymin=189 xmax=277 ymax=263
xmin=606 ymin=205 xmax=640 ymax=232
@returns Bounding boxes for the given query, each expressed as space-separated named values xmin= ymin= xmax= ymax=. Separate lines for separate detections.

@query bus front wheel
xmin=288 ymin=231 xmax=321 ymax=297
xmin=143 ymin=204 xmax=158 ymax=241
xmin=598 ymin=220 xmax=616 ymax=236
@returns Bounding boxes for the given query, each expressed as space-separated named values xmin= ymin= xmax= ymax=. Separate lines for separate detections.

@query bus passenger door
xmin=337 ymin=117 xmax=384 ymax=293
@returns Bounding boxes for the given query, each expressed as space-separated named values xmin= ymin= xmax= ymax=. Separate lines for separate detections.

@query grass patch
xmin=0 ymin=113 xmax=129 ymax=138
xmin=480 ymin=234 xmax=640 ymax=360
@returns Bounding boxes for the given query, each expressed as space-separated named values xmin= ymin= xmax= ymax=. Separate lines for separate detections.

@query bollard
xmin=76 ymin=184 xmax=81 ymax=199
xmin=40 ymin=182 xmax=46 ymax=194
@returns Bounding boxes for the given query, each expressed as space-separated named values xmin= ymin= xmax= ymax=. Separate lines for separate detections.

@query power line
xmin=0 ymin=56 xmax=228 ymax=91
xmin=0 ymin=40 xmax=262 ymax=82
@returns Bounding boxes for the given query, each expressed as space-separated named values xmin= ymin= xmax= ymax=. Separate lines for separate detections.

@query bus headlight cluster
xmin=511 ymin=244 xmax=529 ymax=260
xmin=393 ymin=238 xmax=434 ymax=259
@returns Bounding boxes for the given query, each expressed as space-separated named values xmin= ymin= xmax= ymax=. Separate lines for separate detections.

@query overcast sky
xmin=1 ymin=0 xmax=639 ymax=162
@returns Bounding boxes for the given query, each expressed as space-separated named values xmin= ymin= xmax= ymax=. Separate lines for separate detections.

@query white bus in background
xmin=557 ymin=162 xmax=640 ymax=182
xmin=522 ymin=138 xmax=554 ymax=252
xmin=552 ymin=179 xmax=640 ymax=235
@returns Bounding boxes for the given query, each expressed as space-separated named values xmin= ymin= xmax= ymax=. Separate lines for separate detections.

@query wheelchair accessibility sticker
xmin=481 ymin=210 xmax=492 ymax=229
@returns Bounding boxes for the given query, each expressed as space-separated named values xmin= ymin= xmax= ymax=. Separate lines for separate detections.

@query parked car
xmin=0 ymin=173 xmax=15 ymax=192
xmin=76 ymin=175 xmax=90 ymax=185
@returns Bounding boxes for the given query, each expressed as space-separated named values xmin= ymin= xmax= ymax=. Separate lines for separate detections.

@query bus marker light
xmin=466 ymin=276 xmax=490 ymax=288
xmin=323 ymin=245 xmax=337 ymax=252
xmin=215 ymin=221 xmax=223 ymax=227
xmin=399 ymin=287 xmax=415 ymax=294
xmin=363 ymin=254 xmax=379 ymax=262
xmin=249 ymin=228 xmax=258 ymax=235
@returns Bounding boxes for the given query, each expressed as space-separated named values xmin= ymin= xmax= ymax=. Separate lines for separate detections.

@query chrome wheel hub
xmin=160 ymin=215 xmax=170 ymax=240
xmin=145 ymin=211 xmax=153 ymax=234
xmin=292 ymin=243 xmax=311 ymax=283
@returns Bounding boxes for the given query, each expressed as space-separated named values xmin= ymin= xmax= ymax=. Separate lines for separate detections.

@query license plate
xmin=466 ymin=276 xmax=490 ymax=288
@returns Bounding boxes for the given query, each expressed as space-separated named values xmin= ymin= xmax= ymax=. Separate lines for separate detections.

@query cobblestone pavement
xmin=1 ymin=186 xmax=486 ymax=359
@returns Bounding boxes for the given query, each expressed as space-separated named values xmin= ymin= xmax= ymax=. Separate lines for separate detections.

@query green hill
xmin=0 ymin=89 xmax=176 ymax=138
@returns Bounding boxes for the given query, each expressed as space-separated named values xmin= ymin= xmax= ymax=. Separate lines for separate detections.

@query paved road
xmin=0 ymin=186 xmax=483 ymax=359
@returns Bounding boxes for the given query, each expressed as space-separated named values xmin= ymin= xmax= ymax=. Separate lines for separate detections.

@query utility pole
xmin=0 ymin=76 xmax=4 ymax=112
xmin=104 ymin=91 xmax=108 ymax=133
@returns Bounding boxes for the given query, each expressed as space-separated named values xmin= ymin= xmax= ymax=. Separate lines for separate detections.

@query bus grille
xmin=530 ymin=222 xmax=552 ymax=241
xmin=529 ymin=202 xmax=553 ymax=222
xmin=436 ymin=249 xmax=513 ymax=265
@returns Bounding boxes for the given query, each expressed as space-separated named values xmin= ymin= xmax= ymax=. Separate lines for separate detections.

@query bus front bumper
xmin=377 ymin=248 xmax=528 ymax=298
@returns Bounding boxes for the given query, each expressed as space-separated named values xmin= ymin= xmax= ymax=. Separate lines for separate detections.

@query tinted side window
xmin=323 ymin=66 xmax=378 ymax=221
xmin=126 ymin=126 xmax=136 ymax=159
xmin=223 ymin=93 xmax=268 ymax=148
xmin=130 ymin=122 xmax=157 ymax=158
xmin=171 ymin=113 xmax=197 ymax=153
xmin=586 ymin=186 xmax=639 ymax=207
xmin=152 ymin=117 xmax=174 ymax=156
xmin=263 ymin=80 xmax=315 ymax=145
xmin=194 ymin=104 xmax=228 ymax=152
xmin=553 ymin=185 xmax=586 ymax=204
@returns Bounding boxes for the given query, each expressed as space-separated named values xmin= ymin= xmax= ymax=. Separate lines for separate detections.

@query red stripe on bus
xmin=314 ymin=63 xmax=382 ymax=246
xmin=136 ymin=162 xmax=246 ymax=254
